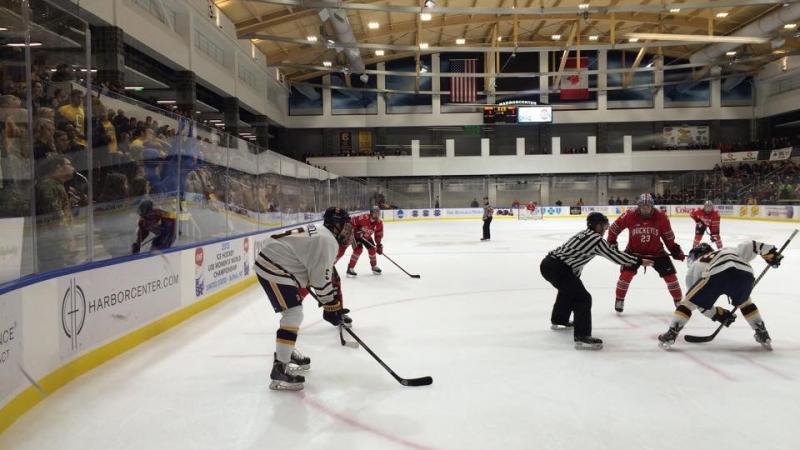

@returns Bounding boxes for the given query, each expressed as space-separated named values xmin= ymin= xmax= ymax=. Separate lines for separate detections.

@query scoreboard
xmin=483 ymin=105 xmax=517 ymax=124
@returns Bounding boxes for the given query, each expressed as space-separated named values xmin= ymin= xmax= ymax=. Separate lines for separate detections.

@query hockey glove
xmin=710 ymin=307 xmax=737 ymax=327
xmin=763 ymin=248 xmax=783 ymax=268
xmin=322 ymin=300 xmax=350 ymax=327
xmin=694 ymin=222 xmax=707 ymax=236
xmin=609 ymin=242 xmax=619 ymax=251
xmin=376 ymin=243 xmax=383 ymax=255
xmin=131 ymin=242 xmax=141 ymax=254
xmin=670 ymin=244 xmax=685 ymax=261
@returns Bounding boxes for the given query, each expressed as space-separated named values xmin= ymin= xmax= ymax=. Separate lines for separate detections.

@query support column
xmin=90 ymin=25 xmax=125 ymax=88
xmin=222 ymin=97 xmax=240 ymax=143
xmin=539 ymin=51 xmax=549 ymax=104
xmin=377 ymin=63 xmax=386 ymax=115
xmin=597 ymin=123 xmax=608 ymax=153
xmin=516 ymin=137 xmax=525 ymax=156
xmin=253 ymin=114 xmax=269 ymax=149
xmin=654 ymin=57 xmax=664 ymax=110
xmin=597 ymin=49 xmax=608 ymax=111
xmin=174 ymin=71 xmax=197 ymax=119
xmin=432 ymin=53 xmax=441 ymax=115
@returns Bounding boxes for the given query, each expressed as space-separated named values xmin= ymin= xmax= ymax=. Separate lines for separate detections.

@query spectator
xmin=57 ymin=90 xmax=85 ymax=144
xmin=35 ymin=155 xmax=78 ymax=271
xmin=435 ymin=196 xmax=440 ymax=208
xmin=53 ymin=130 xmax=69 ymax=154
xmin=555 ymin=200 xmax=563 ymax=206
xmin=97 ymin=172 xmax=129 ymax=203
xmin=470 ymin=197 xmax=479 ymax=207
xmin=622 ymin=198 xmax=629 ymax=205
xmin=32 ymin=118 xmax=55 ymax=160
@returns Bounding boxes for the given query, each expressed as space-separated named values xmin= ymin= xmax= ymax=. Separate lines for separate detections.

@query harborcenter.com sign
xmin=58 ymin=254 xmax=181 ymax=357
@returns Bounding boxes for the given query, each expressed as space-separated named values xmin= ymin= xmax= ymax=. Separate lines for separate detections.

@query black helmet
xmin=587 ymin=212 xmax=609 ymax=230
xmin=688 ymin=243 xmax=713 ymax=263
xmin=323 ymin=207 xmax=353 ymax=245
xmin=138 ymin=199 xmax=154 ymax=217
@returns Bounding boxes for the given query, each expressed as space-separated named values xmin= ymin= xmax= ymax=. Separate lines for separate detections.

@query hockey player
xmin=658 ymin=241 xmax=783 ymax=350
xmin=346 ymin=206 xmax=384 ymax=276
xmin=691 ymin=200 xmax=722 ymax=249
xmin=255 ymin=207 xmax=354 ymax=390
xmin=608 ymin=193 xmax=685 ymax=313
xmin=541 ymin=212 xmax=653 ymax=350
xmin=131 ymin=200 xmax=176 ymax=254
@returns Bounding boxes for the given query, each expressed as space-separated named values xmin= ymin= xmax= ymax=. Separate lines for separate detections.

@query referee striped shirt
xmin=549 ymin=229 xmax=641 ymax=277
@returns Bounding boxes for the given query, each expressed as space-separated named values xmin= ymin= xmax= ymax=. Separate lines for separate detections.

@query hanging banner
xmin=358 ymin=130 xmax=373 ymax=154
xmin=769 ymin=147 xmax=793 ymax=161
xmin=339 ymin=131 xmax=353 ymax=153
xmin=560 ymin=57 xmax=589 ymax=100
xmin=721 ymin=151 xmax=759 ymax=163
xmin=663 ymin=126 xmax=710 ymax=148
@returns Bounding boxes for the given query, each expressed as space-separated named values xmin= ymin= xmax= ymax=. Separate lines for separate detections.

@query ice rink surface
xmin=2 ymin=217 xmax=800 ymax=450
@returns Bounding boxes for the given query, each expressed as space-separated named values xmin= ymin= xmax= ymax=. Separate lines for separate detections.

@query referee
xmin=540 ymin=212 xmax=654 ymax=350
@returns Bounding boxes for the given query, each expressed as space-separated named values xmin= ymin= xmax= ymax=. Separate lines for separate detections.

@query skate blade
xmin=550 ymin=324 xmax=572 ymax=331
xmin=658 ymin=341 xmax=674 ymax=350
xmin=760 ymin=341 xmax=773 ymax=351
xmin=269 ymin=380 xmax=304 ymax=391
xmin=574 ymin=342 xmax=603 ymax=350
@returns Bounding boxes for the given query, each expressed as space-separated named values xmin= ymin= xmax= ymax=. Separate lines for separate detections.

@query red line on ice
xmin=300 ymin=392 xmax=441 ymax=450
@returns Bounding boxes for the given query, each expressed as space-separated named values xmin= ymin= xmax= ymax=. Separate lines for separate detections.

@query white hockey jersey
xmin=255 ymin=224 xmax=339 ymax=303
xmin=685 ymin=241 xmax=775 ymax=288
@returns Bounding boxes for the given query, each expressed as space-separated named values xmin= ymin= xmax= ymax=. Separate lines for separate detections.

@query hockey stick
xmin=359 ymin=239 xmax=421 ymax=279
xmin=342 ymin=327 xmax=433 ymax=387
xmin=684 ymin=229 xmax=798 ymax=344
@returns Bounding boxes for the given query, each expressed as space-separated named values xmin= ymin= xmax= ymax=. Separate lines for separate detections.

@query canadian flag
xmin=560 ymin=57 xmax=589 ymax=100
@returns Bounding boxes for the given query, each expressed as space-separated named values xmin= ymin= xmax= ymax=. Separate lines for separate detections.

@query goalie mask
xmin=323 ymin=207 xmax=354 ymax=246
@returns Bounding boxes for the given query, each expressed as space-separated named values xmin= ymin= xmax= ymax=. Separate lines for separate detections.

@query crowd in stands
xmin=563 ymin=146 xmax=588 ymax=154
xmin=718 ymin=136 xmax=799 ymax=153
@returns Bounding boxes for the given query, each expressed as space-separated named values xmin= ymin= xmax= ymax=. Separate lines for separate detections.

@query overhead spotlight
xmin=326 ymin=39 xmax=335 ymax=45
xmin=628 ymin=37 xmax=639 ymax=43
xmin=375 ymin=49 xmax=385 ymax=56
xmin=322 ymin=61 xmax=333 ymax=67
xmin=368 ymin=21 xmax=380 ymax=30
xmin=552 ymin=34 xmax=561 ymax=40
xmin=497 ymin=36 xmax=502 ymax=42
xmin=784 ymin=23 xmax=798 ymax=30
xmin=669 ymin=8 xmax=681 ymax=13
xmin=578 ymin=3 xmax=590 ymax=10
xmin=419 ymin=42 xmax=429 ymax=49
xmin=420 ymin=13 xmax=432 ymax=21
xmin=420 ymin=65 xmax=429 ymax=73
xmin=424 ymin=0 xmax=436 ymax=7
xmin=716 ymin=12 xmax=729 ymax=18
xmin=726 ymin=51 xmax=737 ymax=56
xmin=306 ymin=36 xmax=318 ymax=43
xmin=588 ymin=35 xmax=599 ymax=41
xmin=456 ymin=38 xmax=466 ymax=45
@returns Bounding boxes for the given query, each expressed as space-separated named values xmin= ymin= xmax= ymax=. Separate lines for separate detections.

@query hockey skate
xmin=371 ymin=266 xmax=382 ymax=275
xmin=346 ymin=267 xmax=357 ymax=277
xmin=341 ymin=308 xmax=353 ymax=327
xmin=287 ymin=349 xmax=311 ymax=372
xmin=269 ymin=355 xmax=305 ymax=391
xmin=614 ymin=299 xmax=624 ymax=314
xmin=574 ymin=336 xmax=603 ymax=350
xmin=754 ymin=322 xmax=773 ymax=351
xmin=550 ymin=321 xmax=574 ymax=331
xmin=658 ymin=324 xmax=683 ymax=350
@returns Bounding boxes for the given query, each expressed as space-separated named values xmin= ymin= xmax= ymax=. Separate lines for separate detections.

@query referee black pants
xmin=482 ymin=217 xmax=492 ymax=240
xmin=540 ymin=255 xmax=592 ymax=337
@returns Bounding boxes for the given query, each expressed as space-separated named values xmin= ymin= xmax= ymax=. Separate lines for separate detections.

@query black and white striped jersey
xmin=685 ymin=241 xmax=775 ymax=288
xmin=549 ymin=229 xmax=641 ymax=277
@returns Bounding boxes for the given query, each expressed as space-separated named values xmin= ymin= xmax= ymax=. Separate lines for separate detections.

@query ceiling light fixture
xmin=625 ymin=32 xmax=769 ymax=44
xmin=6 ymin=42 xmax=42 ymax=47
xmin=375 ymin=49 xmax=385 ymax=56
xmin=497 ymin=36 xmax=502 ymax=42
xmin=368 ymin=21 xmax=380 ymax=30
xmin=322 ymin=61 xmax=333 ymax=67
xmin=420 ymin=13 xmax=432 ymax=21
xmin=456 ymin=38 xmax=466 ymax=45
xmin=578 ymin=3 xmax=590 ymax=10
xmin=124 ymin=86 xmax=144 ymax=91
xmin=628 ymin=37 xmax=639 ymax=43
xmin=669 ymin=8 xmax=681 ymax=13
xmin=588 ymin=35 xmax=599 ymax=41
xmin=306 ymin=36 xmax=318 ymax=42
xmin=424 ymin=0 xmax=436 ymax=7
xmin=716 ymin=12 xmax=729 ymax=18
xmin=156 ymin=100 xmax=176 ymax=104
xmin=419 ymin=42 xmax=429 ymax=49
xmin=784 ymin=23 xmax=798 ymax=30
xmin=726 ymin=51 xmax=737 ymax=56
xmin=552 ymin=34 xmax=561 ymax=40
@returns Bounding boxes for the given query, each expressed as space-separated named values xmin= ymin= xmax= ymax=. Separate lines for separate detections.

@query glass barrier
xmin=0 ymin=0 xmax=373 ymax=286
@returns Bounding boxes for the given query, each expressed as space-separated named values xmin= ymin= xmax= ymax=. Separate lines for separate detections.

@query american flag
xmin=449 ymin=59 xmax=477 ymax=103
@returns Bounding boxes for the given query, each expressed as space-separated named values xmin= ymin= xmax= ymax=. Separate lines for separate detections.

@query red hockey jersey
xmin=690 ymin=208 xmax=721 ymax=234
xmin=352 ymin=214 xmax=384 ymax=245
xmin=607 ymin=208 xmax=678 ymax=257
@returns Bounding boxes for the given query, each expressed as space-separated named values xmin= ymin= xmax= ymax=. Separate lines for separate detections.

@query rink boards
xmin=1 ymin=204 xmax=798 ymax=434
